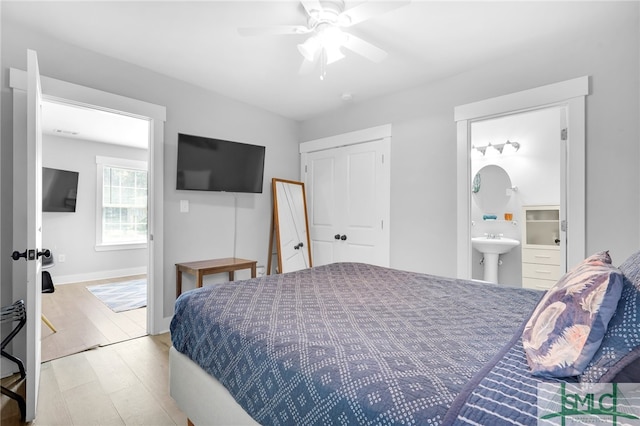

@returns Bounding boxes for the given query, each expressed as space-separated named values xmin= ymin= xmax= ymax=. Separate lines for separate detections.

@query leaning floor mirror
xmin=268 ymin=178 xmax=312 ymax=274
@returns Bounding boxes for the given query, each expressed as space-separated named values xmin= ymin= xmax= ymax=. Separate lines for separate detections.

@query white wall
xmin=299 ymin=2 xmax=640 ymax=276
xmin=42 ymin=134 xmax=148 ymax=284
xmin=1 ymin=19 xmax=301 ymax=320
xmin=470 ymin=108 xmax=561 ymax=285
xmin=1 ymin=3 xmax=638 ymax=325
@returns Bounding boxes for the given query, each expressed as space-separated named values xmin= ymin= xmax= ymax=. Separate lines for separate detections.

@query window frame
xmin=95 ymin=155 xmax=148 ymax=251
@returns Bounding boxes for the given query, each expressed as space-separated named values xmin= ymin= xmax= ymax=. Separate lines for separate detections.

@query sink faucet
xmin=484 ymin=233 xmax=504 ymax=239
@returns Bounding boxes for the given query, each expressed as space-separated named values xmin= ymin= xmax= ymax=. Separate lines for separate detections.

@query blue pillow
xmin=580 ymin=249 xmax=640 ymax=383
xmin=522 ymin=251 xmax=624 ymax=377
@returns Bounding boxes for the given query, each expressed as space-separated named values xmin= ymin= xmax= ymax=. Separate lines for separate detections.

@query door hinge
xmin=381 ymin=154 xmax=385 ymax=164
xmin=561 ymin=128 xmax=568 ymax=141
xmin=381 ymin=220 xmax=384 ymax=230
xmin=305 ymin=165 xmax=308 ymax=173
xmin=561 ymin=220 xmax=567 ymax=232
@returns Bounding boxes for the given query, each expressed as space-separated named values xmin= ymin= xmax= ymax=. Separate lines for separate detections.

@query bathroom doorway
xmin=469 ymin=107 xmax=564 ymax=285
xmin=455 ymin=76 xmax=588 ymax=283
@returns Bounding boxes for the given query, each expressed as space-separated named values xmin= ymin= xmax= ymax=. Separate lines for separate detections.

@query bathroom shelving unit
xmin=521 ymin=205 xmax=561 ymax=290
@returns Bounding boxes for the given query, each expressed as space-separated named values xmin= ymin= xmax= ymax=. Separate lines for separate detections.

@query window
xmin=96 ymin=156 xmax=148 ymax=250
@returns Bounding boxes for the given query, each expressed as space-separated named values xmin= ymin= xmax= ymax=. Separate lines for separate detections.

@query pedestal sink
xmin=472 ymin=236 xmax=520 ymax=283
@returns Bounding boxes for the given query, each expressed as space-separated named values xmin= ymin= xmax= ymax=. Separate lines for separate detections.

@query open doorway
xmin=9 ymin=60 xmax=165 ymax=420
xmin=469 ymin=106 xmax=565 ymax=286
xmin=40 ymin=100 xmax=150 ymax=361
xmin=455 ymin=76 xmax=587 ymax=281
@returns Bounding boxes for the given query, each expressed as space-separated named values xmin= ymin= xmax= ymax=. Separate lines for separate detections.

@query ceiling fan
xmin=238 ymin=0 xmax=410 ymax=79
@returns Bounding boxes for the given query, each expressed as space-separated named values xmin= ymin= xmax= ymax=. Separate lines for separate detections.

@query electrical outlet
xmin=256 ymin=266 xmax=265 ymax=277
xmin=58 ymin=254 xmax=66 ymax=263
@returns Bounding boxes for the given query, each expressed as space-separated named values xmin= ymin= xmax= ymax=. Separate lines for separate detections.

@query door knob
xmin=37 ymin=249 xmax=51 ymax=259
xmin=11 ymin=250 xmax=27 ymax=261
xmin=340 ymin=235 xmax=347 ymax=241
xmin=334 ymin=234 xmax=341 ymax=240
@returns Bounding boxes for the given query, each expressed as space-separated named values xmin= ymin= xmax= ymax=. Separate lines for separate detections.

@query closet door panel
xmin=307 ymin=152 xmax=340 ymax=265
xmin=344 ymin=145 xmax=378 ymax=239
xmin=311 ymin=240 xmax=336 ymax=267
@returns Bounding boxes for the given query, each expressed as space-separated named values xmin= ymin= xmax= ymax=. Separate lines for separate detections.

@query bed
xmin=170 ymin=253 xmax=640 ymax=425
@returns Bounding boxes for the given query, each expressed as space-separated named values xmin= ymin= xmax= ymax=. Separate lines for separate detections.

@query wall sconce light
xmin=472 ymin=144 xmax=488 ymax=156
xmin=492 ymin=142 xmax=506 ymax=154
xmin=472 ymin=140 xmax=520 ymax=155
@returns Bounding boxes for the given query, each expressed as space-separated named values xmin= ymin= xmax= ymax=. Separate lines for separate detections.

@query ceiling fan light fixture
xmin=297 ymin=36 xmax=320 ymax=61
xmin=318 ymin=25 xmax=348 ymax=50
xmin=337 ymin=13 xmax=351 ymax=27
xmin=298 ymin=25 xmax=348 ymax=64
xmin=325 ymin=46 xmax=345 ymax=64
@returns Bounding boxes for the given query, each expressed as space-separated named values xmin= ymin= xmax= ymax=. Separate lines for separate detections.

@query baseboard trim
xmin=152 ymin=316 xmax=172 ymax=335
xmin=52 ymin=267 xmax=147 ymax=285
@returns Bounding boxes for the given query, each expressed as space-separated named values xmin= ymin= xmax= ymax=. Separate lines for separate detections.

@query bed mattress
xmin=170 ymin=262 xmax=544 ymax=424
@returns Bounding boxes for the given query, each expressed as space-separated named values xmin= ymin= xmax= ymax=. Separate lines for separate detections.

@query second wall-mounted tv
xmin=176 ymin=133 xmax=266 ymax=193
xmin=43 ymin=167 xmax=79 ymax=212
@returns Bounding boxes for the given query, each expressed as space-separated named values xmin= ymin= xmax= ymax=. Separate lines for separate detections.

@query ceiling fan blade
xmin=340 ymin=0 xmax=411 ymax=27
xmin=343 ymin=34 xmax=387 ymax=63
xmin=238 ymin=26 xmax=310 ymax=37
xmin=300 ymin=0 xmax=323 ymax=16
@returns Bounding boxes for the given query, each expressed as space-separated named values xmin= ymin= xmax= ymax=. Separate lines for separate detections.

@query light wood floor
xmin=41 ymin=276 xmax=147 ymax=362
xmin=2 ymin=276 xmax=156 ymax=424
xmin=3 ymin=333 xmax=187 ymax=426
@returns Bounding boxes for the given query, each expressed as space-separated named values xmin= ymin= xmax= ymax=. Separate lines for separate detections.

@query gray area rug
xmin=86 ymin=279 xmax=147 ymax=313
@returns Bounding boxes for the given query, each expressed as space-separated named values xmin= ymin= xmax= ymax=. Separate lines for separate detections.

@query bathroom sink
xmin=472 ymin=236 xmax=520 ymax=255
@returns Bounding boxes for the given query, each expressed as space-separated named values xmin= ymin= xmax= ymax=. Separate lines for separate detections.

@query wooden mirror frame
xmin=268 ymin=178 xmax=313 ymax=274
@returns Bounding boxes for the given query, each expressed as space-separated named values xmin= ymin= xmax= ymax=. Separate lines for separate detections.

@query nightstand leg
xmin=176 ymin=266 xmax=182 ymax=298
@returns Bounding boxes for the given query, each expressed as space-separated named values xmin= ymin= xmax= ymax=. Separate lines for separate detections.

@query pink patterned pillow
xmin=522 ymin=251 xmax=624 ymax=377
xmin=583 ymin=250 xmax=612 ymax=264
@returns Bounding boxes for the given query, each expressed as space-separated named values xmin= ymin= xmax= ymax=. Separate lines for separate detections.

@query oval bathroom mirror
xmin=472 ymin=164 xmax=512 ymax=214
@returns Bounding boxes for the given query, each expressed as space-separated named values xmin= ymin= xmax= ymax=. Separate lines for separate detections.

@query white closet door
xmin=307 ymin=150 xmax=338 ymax=265
xmin=305 ymin=139 xmax=389 ymax=267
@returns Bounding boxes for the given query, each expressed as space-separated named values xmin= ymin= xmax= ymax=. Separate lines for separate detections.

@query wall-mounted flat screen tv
xmin=176 ymin=133 xmax=266 ymax=193
xmin=42 ymin=167 xmax=79 ymax=212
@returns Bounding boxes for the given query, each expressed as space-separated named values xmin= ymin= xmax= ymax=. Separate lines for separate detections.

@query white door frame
xmin=455 ymin=77 xmax=588 ymax=279
xmin=9 ymin=68 xmax=167 ymax=335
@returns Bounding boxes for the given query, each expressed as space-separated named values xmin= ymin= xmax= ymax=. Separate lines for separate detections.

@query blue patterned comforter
xmin=170 ymin=262 xmax=544 ymax=425
xmin=443 ymin=326 xmax=578 ymax=425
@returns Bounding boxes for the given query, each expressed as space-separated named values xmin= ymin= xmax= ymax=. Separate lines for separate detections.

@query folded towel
xmin=483 ymin=214 xmax=497 ymax=220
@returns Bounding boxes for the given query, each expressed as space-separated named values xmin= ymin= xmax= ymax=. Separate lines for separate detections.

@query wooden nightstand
xmin=175 ymin=257 xmax=257 ymax=297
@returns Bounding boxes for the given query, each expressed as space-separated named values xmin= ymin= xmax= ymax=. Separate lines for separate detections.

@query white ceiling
xmin=42 ymin=101 xmax=150 ymax=149
xmin=4 ymin=1 xmax=624 ymax=145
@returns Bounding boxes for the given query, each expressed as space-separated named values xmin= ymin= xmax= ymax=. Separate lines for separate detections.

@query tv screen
xmin=176 ymin=133 xmax=266 ymax=193
xmin=42 ymin=167 xmax=79 ymax=212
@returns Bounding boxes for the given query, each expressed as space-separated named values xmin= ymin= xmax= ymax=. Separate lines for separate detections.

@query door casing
xmin=455 ymin=77 xmax=588 ymax=279
xmin=9 ymin=54 xmax=167 ymax=419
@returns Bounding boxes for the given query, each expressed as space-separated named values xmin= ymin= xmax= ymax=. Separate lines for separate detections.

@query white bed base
xmin=169 ymin=347 xmax=259 ymax=426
